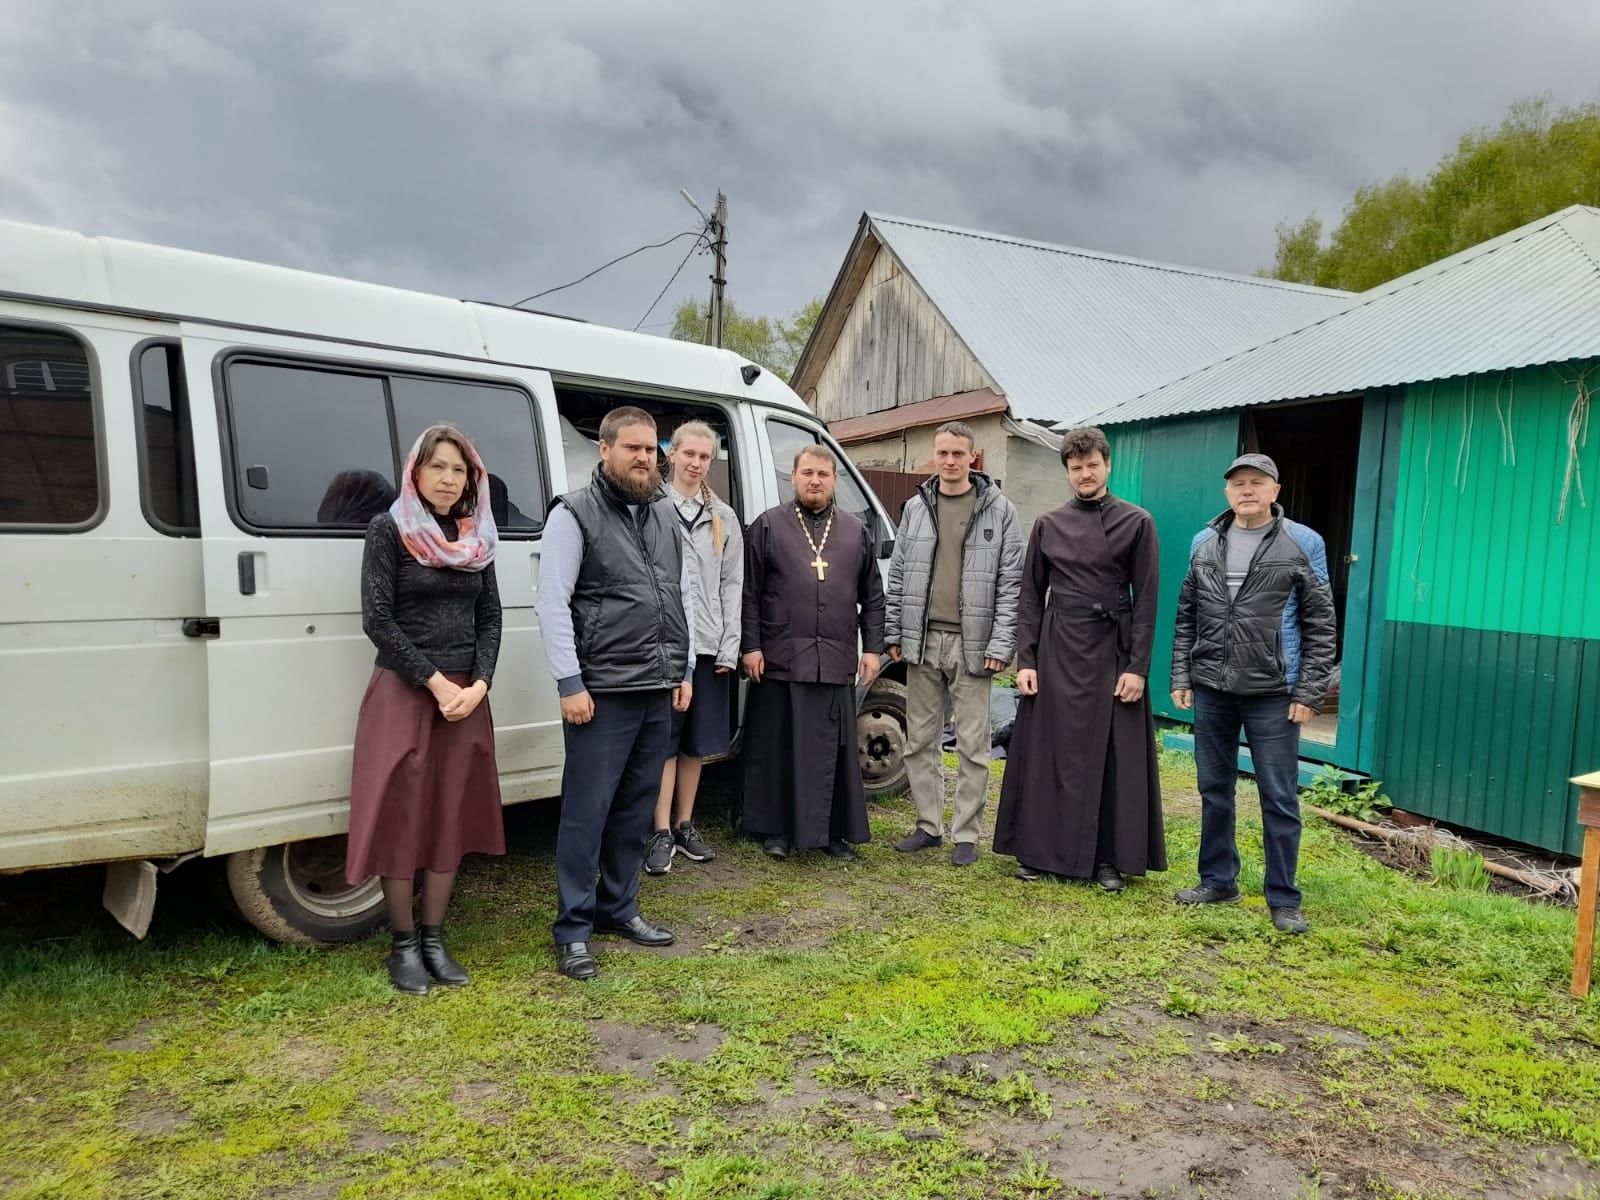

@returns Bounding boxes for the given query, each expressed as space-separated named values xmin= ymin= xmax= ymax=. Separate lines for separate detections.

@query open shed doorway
xmin=1243 ymin=395 xmax=1364 ymax=748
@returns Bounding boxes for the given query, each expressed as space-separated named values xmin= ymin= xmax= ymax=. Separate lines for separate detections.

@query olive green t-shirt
xmin=927 ymin=485 xmax=978 ymax=632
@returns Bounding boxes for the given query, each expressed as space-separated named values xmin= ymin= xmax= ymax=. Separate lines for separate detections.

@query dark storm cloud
xmin=2 ymin=0 xmax=1597 ymax=332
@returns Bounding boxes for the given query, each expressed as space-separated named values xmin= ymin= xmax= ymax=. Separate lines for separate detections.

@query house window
xmin=0 ymin=324 xmax=100 ymax=527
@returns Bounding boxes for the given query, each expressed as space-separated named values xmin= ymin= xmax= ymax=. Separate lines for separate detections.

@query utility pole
xmin=704 ymin=191 xmax=727 ymax=348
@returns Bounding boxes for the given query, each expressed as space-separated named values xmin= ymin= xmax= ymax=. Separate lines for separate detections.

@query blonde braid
xmin=699 ymin=477 xmax=725 ymax=555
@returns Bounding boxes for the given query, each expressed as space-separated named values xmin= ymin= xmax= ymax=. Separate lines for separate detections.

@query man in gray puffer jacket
xmin=885 ymin=421 xmax=1024 ymax=865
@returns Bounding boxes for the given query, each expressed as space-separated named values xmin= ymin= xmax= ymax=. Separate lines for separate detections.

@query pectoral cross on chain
xmin=796 ymin=503 xmax=836 ymax=585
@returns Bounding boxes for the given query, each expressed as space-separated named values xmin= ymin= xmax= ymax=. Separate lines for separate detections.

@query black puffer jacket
xmin=1171 ymin=506 xmax=1338 ymax=709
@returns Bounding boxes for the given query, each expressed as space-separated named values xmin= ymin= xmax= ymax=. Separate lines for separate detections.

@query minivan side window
xmin=0 ymin=323 xmax=100 ymax=527
xmin=765 ymin=417 xmax=880 ymax=544
xmin=391 ymin=376 xmax=546 ymax=533
xmin=553 ymin=385 xmax=741 ymax=521
xmin=222 ymin=357 xmax=549 ymax=534
xmin=134 ymin=342 xmax=200 ymax=535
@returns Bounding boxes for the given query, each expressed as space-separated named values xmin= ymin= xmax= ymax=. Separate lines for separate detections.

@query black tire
xmin=224 ymin=836 xmax=386 ymax=945
xmin=858 ymin=679 xmax=909 ymax=798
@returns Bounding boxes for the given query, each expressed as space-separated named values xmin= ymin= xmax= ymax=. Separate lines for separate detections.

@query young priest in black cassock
xmin=740 ymin=445 xmax=886 ymax=860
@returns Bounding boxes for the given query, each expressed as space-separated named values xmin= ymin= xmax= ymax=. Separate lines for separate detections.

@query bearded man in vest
xmin=533 ymin=406 xmax=694 ymax=981
xmin=741 ymin=445 xmax=887 ymax=860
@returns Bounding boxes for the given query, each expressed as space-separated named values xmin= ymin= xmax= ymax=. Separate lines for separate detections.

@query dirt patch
xmin=105 ymin=1018 xmax=161 ymax=1052
xmin=451 ymin=1080 xmax=509 ymax=1125
xmin=260 ymin=1181 xmax=352 ymax=1200
xmin=120 ymin=1090 xmax=189 ymax=1135
xmin=590 ymin=1020 xmax=725 ymax=1078
xmin=348 ymin=1128 xmax=407 ymax=1153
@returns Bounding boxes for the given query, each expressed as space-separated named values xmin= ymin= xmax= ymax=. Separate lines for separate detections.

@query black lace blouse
xmin=360 ymin=513 xmax=502 ymax=688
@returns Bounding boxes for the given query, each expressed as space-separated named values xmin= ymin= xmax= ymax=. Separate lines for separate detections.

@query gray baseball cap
xmin=1224 ymin=453 xmax=1279 ymax=481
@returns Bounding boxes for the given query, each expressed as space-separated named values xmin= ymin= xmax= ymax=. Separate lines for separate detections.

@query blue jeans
xmin=1192 ymin=686 xmax=1303 ymax=909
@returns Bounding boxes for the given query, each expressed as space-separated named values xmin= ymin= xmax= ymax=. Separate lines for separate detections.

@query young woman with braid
xmin=644 ymin=421 xmax=744 ymax=874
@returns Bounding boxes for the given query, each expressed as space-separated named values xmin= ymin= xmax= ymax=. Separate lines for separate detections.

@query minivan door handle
xmin=237 ymin=551 xmax=258 ymax=596
xmin=182 ymin=618 xmax=221 ymax=639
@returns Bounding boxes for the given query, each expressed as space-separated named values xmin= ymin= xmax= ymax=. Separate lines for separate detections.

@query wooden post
xmin=1573 ymin=771 xmax=1600 ymax=999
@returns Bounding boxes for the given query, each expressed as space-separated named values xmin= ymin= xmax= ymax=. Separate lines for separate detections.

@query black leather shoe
xmin=1015 ymin=864 xmax=1045 ymax=882
xmin=824 ymin=840 xmax=860 ymax=861
xmin=556 ymin=942 xmax=598 ymax=981
xmin=595 ymin=914 xmax=675 ymax=947
xmin=387 ymin=929 xmax=431 ymax=995
xmin=762 ymin=837 xmax=791 ymax=860
xmin=1094 ymin=864 xmax=1126 ymax=893
xmin=418 ymin=923 xmax=469 ymax=986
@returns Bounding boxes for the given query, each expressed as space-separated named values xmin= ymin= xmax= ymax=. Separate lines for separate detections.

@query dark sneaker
xmin=1094 ymin=863 xmax=1126 ymax=892
xmin=1015 ymin=864 xmax=1045 ymax=882
xmin=895 ymin=828 xmax=943 ymax=853
xmin=951 ymin=842 xmax=979 ymax=867
xmin=1271 ymin=907 xmax=1309 ymax=934
xmin=762 ymin=837 xmax=791 ymax=860
xmin=674 ymin=821 xmax=716 ymax=863
xmin=824 ymin=840 xmax=860 ymax=861
xmin=643 ymin=828 xmax=674 ymax=876
xmin=1174 ymin=883 xmax=1242 ymax=905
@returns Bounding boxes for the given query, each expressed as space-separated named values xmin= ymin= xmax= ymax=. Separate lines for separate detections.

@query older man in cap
xmin=1169 ymin=453 xmax=1336 ymax=934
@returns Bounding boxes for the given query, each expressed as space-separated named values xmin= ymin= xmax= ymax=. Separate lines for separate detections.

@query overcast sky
xmin=3 ymin=1 xmax=1597 ymax=333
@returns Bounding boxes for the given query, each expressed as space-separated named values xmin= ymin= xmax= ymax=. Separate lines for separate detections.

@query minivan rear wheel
xmin=225 ymin=837 xmax=386 ymax=945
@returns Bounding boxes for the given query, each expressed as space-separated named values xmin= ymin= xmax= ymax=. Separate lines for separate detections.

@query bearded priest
xmin=740 ymin=444 xmax=887 ymax=861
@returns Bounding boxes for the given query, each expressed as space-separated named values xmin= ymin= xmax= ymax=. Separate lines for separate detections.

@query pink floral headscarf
xmin=388 ymin=425 xmax=498 ymax=572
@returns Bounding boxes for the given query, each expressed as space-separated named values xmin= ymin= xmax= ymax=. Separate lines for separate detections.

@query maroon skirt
xmin=345 ymin=669 xmax=505 ymax=883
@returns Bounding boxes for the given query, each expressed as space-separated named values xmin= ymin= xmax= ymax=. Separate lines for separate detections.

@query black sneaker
xmin=762 ymin=837 xmax=791 ymax=860
xmin=824 ymin=840 xmax=859 ymax=861
xmin=643 ymin=828 xmax=674 ymax=875
xmin=951 ymin=842 xmax=979 ymax=867
xmin=674 ymin=822 xmax=716 ymax=863
xmin=1271 ymin=906 xmax=1309 ymax=934
xmin=1174 ymin=883 xmax=1241 ymax=905
xmin=1015 ymin=864 xmax=1045 ymax=882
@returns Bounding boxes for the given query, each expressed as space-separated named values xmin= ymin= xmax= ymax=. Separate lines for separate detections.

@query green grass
xmin=2 ymin=749 xmax=1598 ymax=1199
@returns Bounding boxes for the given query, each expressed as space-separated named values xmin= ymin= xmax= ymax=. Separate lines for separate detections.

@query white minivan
xmin=0 ymin=219 xmax=908 ymax=943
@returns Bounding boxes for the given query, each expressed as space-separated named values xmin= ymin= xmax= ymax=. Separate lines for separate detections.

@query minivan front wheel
xmin=225 ymin=837 xmax=386 ymax=945
xmin=858 ymin=679 xmax=909 ymax=798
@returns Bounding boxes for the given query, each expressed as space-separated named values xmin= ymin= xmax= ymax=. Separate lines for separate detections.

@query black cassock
xmin=740 ymin=503 xmax=886 ymax=849
xmin=993 ymin=494 xmax=1166 ymax=878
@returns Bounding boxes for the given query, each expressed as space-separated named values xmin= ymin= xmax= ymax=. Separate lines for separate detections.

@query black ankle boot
xmin=418 ymin=923 xmax=469 ymax=986
xmin=388 ymin=928 xmax=430 ymax=995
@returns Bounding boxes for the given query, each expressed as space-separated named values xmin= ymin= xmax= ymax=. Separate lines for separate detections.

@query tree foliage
xmin=669 ymin=295 xmax=823 ymax=379
xmin=1269 ymin=97 xmax=1600 ymax=292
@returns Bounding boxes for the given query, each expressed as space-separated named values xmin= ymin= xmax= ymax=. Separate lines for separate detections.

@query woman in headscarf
xmin=347 ymin=425 xmax=503 ymax=994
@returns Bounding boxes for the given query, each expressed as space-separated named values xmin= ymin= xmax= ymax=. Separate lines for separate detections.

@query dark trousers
xmin=1193 ymin=685 xmax=1303 ymax=909
xmin=553 ymin=689 xmax=673 ymax=944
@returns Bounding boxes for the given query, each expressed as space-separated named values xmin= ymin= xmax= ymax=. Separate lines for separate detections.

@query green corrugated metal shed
xmin=1093 ymin=208 xmax=1600 ymax=857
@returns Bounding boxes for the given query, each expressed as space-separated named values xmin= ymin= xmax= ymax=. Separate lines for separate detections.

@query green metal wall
xmin=1109 ymin=412 xmax=1241 ymax=722
xmin=1385 ymin=361 xmax=1600 ymax=638
xmin=1377 ymin=361 xmax=1600 ymax=856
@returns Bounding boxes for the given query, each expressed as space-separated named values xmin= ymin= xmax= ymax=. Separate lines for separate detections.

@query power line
xmin=510 ymin=229 xmax=704 ymax=307
xmin=634 ymin=234 xmax=707 ymax=332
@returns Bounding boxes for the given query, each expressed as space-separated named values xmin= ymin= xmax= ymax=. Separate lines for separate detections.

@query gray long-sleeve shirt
xmin=533 ymin=502 xmax=694 ymax=697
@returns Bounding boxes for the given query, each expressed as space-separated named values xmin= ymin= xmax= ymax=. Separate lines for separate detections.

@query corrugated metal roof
xmin=867 ymin=213 xmax=1351 ymax=426
xmin=1092 ymin=205 xmax=1600 ymax=426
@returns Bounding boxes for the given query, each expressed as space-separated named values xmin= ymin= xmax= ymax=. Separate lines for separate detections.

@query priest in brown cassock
xmin=741 ymin=445 xmax=886 ymax=861
xmin=993 ymin=426 xmax=1165 ymax=891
